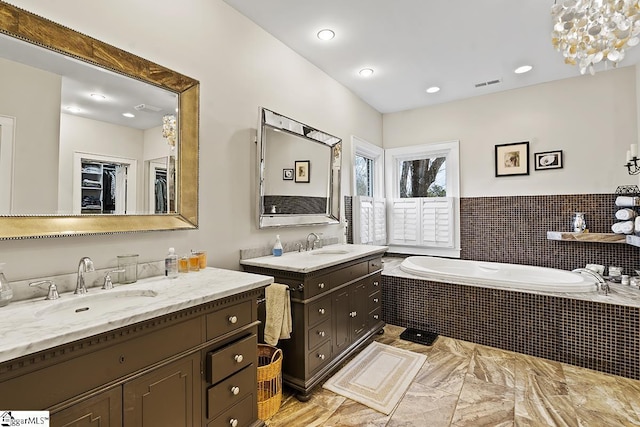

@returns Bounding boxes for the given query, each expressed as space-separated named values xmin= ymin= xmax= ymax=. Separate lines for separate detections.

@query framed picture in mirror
xmin=283 ymin=168 xmax=293 ymax=180
xmin=295 ymin=160 xmax=310 ymax=183
xmin=534 ymin=150 xmax=563 ymax=170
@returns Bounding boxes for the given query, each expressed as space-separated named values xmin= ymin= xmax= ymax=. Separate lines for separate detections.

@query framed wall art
xmin=495 ymin=141 xmax=529 ymax=177
xmin=295 ymin=160 xmax=310 ymax=183
xmin=283 ymin=168 xmax=294 ymax=180
xmin=534 ymin=150 xmax=563 ymax=170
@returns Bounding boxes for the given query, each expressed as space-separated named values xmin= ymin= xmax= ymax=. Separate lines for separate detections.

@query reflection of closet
xmin=155 ymin=169 xmax=167 ymax=213
xmin=80 ymin=160 xmax=124 ymax=214
xmin=80 ymin=162 xmax=103 ymax=213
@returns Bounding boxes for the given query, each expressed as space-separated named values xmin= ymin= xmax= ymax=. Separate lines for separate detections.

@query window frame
xmin=351 ymin=136 xmax=384 ymax=199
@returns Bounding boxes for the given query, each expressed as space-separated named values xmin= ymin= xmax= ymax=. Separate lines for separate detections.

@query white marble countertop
xmin=239 ymin=244 xmax=389 ymax=273
xmin=0 ymin=267 xmax=272 ymax=364
xmin=381 ymin=257 xmax=640 ymax=308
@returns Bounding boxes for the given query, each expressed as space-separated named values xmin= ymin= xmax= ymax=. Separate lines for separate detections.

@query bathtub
xmin=399 ymin=256 xmax=598 ymax=293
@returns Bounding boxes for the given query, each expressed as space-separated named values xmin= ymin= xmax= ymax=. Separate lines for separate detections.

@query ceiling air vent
xmin=134 ymin=103 xmax=162 ymax=112
xmin=474 ymin=78 xmax=502 ymax=88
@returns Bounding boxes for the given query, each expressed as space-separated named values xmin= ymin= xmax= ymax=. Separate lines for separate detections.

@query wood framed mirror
xmin=0 ymin=2 xmax=199 ymax=239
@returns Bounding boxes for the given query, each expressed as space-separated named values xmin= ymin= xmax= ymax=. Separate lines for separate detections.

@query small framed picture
xmin=282 ymin=168 xmax=294 ymax=180
xmin=295 ymin=160 xmax=310 ymax=183
xmin=534 ymin=150 xmax=563 ymax=170
xmin=495 ymin=141 xmax=529 ymax=177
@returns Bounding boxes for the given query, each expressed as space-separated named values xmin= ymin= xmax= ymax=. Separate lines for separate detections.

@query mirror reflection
xmin=0 ymin=32 xmax=178 ymax=216
xmin=258 ymin=107 xmax=341 ymax=228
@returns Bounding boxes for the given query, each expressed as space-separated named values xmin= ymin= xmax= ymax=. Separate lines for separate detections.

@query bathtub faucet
xmin=572 ymin=268 xmax=609 ymax=295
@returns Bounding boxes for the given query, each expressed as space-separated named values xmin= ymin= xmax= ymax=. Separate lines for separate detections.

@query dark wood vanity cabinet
xmin=243 ymin=253 xmax=385 ymax=400
xmin=0 ymin=289 xmax=266 ymax=427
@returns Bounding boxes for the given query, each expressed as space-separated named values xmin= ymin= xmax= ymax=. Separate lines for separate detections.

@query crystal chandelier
xmin=162 ymin=114 xmax=177 ymax=148
xmin=551 ymin=0 xmax=640 ymax=75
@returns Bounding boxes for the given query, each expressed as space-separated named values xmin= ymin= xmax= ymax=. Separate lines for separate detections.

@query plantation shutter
xmin=421 ymin=197 xmax=454 ymax=247
xmin=353 ymin=196 xmax=386 ymax=245
xmin=388 ymin=199 xmax=419 ymax=245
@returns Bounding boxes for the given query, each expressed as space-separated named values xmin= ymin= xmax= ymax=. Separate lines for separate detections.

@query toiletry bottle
xmin=273 ymin=235 xmax=283 ymax=257
xmin=0 ymin=263 xmax=13 ymax=307
xmin=165 ymin=247 xmax=178 ymax=278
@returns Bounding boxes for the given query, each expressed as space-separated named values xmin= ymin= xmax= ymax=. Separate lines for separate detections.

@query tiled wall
xmin=263 ymin=195 xmax=327 ymax=215
xmin=383 ymin=275 xmax=640 ymax=379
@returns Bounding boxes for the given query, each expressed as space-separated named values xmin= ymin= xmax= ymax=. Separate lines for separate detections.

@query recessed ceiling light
xmin=359 ymin=68 xmax=374 ymax=77
xmin=317 ymin=29 xmax=335 ymax=41
xmin=65 ymin=106 xmax=81 ymax=113
xmin=90 ymin=93 xmax=106 ymax=100
xmin=426 ymin=86 xmax=440 ymax=94
xmin=514 ymin=65 xmax=533 ymax=74
xmin=122 ymin=112 xmax=135 ymax=118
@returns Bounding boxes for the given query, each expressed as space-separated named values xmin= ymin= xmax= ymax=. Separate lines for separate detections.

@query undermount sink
xmin=34 ymin=289 xmax=158 ymax=319
xmin=309 ymin=249 xmax=350 ymax=255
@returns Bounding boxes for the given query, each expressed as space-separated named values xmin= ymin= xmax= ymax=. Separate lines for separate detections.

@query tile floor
xmin=264 ymin=324 xmax=640 ymax=427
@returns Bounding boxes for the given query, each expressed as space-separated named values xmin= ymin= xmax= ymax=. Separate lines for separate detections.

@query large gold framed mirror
xmin=0 ymin=2 xmax=199 ymax=239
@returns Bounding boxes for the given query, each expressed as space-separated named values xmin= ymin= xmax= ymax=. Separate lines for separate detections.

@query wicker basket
xmin=257 ymin=344 xmax=283 ymax=420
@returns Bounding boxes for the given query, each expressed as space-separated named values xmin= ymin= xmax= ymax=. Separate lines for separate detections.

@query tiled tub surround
xmin=460 ymin=193 xmax=640 ymax=275
xmin=382 ymin=258 xmax=640 ymax=380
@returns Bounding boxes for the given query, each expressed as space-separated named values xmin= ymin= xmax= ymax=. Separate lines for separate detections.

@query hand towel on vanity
xmin=263 ymin=283 xmax=293 ymax=346
xmin=615 ymin=196 xmax=640 ymax=207
xmin=615 ymin=208 xmax=637 ymax=220
xmin=611 ymin=220 xmax=634 ymax=234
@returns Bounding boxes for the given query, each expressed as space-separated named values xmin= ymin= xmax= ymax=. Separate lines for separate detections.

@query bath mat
xmin=322 ymin=341 xmax=426 ymax=415
xmin=399 ymin=328 xmax=439 ymax=346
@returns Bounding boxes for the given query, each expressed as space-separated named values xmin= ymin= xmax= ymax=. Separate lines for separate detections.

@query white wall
xmin=0 ymin=57 xmax=61 ymax=214
xmin=0 ymin=0 xmax=382 ymax=280
xmin=383 ymin=66 xmax=638 ymax=197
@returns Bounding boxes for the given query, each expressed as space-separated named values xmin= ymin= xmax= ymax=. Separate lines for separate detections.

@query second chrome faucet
xmin=75 ymin=257 xmax=95 ymax=294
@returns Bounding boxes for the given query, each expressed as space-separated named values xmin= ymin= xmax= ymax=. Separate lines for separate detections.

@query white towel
xmin=615 ymin=196 xmax=640 ymax=207
xmin=636 ymin=217 xmax=640 ymax=234
xmin=263 ymin=283 xmax=292 ymax=346
xmin=615 ymin=208 xmax=637 ymax=220
xmin=612 ymin=220 xmax=634 ymax=234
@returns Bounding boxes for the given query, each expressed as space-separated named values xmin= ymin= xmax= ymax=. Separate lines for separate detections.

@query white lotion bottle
xmin=273 ymin=235 xmax=283 ymax=257
xmin=165 ymin=247 xmax=179 ymax=278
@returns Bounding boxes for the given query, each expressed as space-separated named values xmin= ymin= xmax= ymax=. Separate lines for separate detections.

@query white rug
xmin=322 ymin=341 xmax=426 ymax=415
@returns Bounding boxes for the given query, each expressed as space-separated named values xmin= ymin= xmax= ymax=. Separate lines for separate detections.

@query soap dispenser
xmin=0 ymin=263 xmax=13 ymax=307
xmin=273 ymin=235 xmax=283 ymax=257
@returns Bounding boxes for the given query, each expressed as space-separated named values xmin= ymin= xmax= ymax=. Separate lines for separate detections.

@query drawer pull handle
xmin=317 ymin=353 xmax=325 ymax=360
xmin=317 ymin=330 xmax=325 ymax=337
xmin=318 ymin=308 xmax=325 ymax=315
xmin=374 ymin=314 xmax=379 ymax=320
xmin=230 ymin=419 xmax=238 ymax=427
xmin=234 ymin=354 xmax=244 ymax=363
xmin=231 ymin=386 xmax=240 ymax=395
xmin=318 ymin=282 xmax=325 ymax=289
xmin=349 ymin=311 xmax=357 ymax=318
xmin=373 ymin=298 xmax=379 ymax=303
xmin=373 ymin=281 xmax=379 ymax=286
xmin=228 ymin=315 xmax=238 ymax=324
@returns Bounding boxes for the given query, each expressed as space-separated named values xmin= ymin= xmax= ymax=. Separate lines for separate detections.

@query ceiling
xmin=222 ymin=0 xmax=640 ymax=114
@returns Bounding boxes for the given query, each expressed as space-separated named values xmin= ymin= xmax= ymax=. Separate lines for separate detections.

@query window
xmin=355 ymin=155 xmax=374 ymax=197
xmin=385 ymin=140 xmax=460 ymax=257
xmin=352 ymin=137 xmax=385 ymax=245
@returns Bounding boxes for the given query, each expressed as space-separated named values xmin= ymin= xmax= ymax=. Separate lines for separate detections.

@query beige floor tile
xmin=467 ymin=352 xmax=516 ymax=388
xmin=450 ymin=375 xmax=515 ymax=427
xmin=387 ymin=382 xmax=458 ymax=427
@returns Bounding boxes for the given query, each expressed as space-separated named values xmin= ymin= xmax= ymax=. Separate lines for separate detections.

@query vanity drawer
xmin=206 ymin=334 xmax=256 ymax=384
xmin=369 ymin=307 xmax=382 ymax=325
xmin=308 ymin=318 xmax=331 ymax=350
xmin=307 ymin=295 xmax=331 ymax=327
xmin=369 ymin=258 xmax=382 ymax=273
xmin=333 ymin=261 xmax=369 ymax=285
xmin=305 ymin=273 xmax=332 ymax=299
xmin=307 ymin=340 xmax=332 ymax=374
xmin=368 ymin=273 xmax=382 ymax=295
xmin=207 ymin=364 xmax=254 ymax=419
xmin=368 ymin=290 xmax=381 ymax=312
xmin=206 ymin=301 xmax=252 ymax=341
xmin=207 ymin=393 xmax=254 ymax=427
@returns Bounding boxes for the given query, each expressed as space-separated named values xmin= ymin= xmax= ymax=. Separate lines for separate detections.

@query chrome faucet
xmin=306 ymin=233 xmax=320 ymax=251
xmin=75 ymin=257 xmax=95 ymax=294
xmin=572 ymin=268 xmax=609 ymax=295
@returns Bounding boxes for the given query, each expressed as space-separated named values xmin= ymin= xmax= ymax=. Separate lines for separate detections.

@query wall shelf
xmin=546 ymin=231 xmax=627 ymax=244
